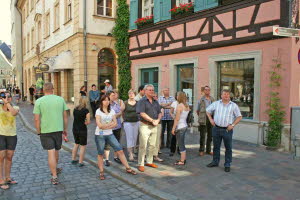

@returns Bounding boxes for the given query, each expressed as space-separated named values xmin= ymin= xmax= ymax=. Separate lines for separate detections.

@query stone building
xmin=15 ymin=0 xmax=118 ymax=107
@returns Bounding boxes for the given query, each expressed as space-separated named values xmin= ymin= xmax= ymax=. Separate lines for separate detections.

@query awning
xmin=43 ymin=51 xmax=73 ymax=73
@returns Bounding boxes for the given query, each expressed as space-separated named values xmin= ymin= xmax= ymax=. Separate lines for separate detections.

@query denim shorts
xmin=95 ymin=134 xmax=123 ymax=155
xmin=175 ymin=127 xmax=188 ymax=152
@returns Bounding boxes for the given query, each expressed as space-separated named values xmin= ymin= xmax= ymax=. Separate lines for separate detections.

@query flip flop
xmin=126 ymin=168 xmax=137 ymax=175
xmin=6 ymin=178 xmax=17 ymax=185
xmin=0 ymin=183 xmax=9 ymax=190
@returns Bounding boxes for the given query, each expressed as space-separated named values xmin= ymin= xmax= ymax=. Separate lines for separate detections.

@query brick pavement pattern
xmin=0 ymin=118 xmax=153 ymax=200
xmin=17 ymin=101 xmax=300 ymax=200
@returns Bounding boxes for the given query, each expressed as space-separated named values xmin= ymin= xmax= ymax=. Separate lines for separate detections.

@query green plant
xmin=135 ymin=15 xmax=154 ymax=28
xmin=112 ymin=0 xmax=132 ymax=100
xmin=169 ymin=2 xmax=194 ymax=16
xmin=266 ymin=60 xmax=285 ymax=147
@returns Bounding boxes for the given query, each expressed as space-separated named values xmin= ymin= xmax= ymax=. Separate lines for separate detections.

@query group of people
xmin=0 ymin=80 xmax=242 ymax=188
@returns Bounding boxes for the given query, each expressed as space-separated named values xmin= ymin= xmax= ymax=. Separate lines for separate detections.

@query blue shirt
xmin=206 ymin=100 xmax=242 ymax=127
xmin=89 ymin=90 xmax=100 ymax=102
xmin=158 ymin=96 xmax=175 ymax=120
xmin=111 ymin=101 xmax=122 ymax=130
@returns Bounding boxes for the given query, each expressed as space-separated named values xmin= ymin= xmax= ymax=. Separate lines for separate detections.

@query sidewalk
xmin=18 ymin=101 xmax=300 ymax=200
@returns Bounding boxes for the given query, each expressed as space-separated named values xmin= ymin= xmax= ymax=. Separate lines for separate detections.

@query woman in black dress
xmin=79 ymin=86 xmax=87 ymax=96
xmin=71 ymin=97 xmax=90 ymax=167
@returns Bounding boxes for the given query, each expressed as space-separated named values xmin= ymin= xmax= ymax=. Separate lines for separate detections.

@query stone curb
xmin=18 ymin=109 xmax=179 ymax=200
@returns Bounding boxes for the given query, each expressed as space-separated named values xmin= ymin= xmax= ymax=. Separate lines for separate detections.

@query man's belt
xmin=215 ymin=125 xmax=227 ymax=129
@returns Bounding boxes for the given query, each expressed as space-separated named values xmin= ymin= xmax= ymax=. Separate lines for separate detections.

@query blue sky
xmin=0 ymin=0 xmax=11 ymax=44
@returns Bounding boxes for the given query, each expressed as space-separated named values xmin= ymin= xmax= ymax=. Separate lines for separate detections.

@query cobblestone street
xmin=0 ymin=118 xmax=153 ymax=200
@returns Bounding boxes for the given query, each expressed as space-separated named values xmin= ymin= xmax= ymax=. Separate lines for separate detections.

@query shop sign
xmin=273 ymin=26 xmax=300 ymax=37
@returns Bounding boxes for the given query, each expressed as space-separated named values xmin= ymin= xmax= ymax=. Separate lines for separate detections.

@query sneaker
xmin=104 ymin=160 xmax=110 ymax=167
xmin=50 ymin=177 xmax=59 ymax=185
xmin=71 ymin=160 xmax=78 ymax=165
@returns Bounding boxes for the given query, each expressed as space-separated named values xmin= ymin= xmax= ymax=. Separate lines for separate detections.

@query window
xmin=37 ymin=20 xmax=42 ymax=42
xmin=142 ymin=0 xmax=154 ymax=17
xmin=176 ymin=0 xmax=194 ymax=6
xmin=217 ymin=59 xmax=255 ymax=119
xmin=54 ymin=2 xmax=60 ymax=30
xmin=97 ymin=0 xmax=113 ymax=17
xmin=65 ymin=0 xmax=72 ymax=22
xmin=31 ymin=28 xmax=35 ymax=49
xmin=45 ymin=12 xmax=50 ymax=37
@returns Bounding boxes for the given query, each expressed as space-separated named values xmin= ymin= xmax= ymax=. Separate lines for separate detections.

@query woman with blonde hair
xmin=71 ymin=97 xmax=90 ymax=167
xmin=171 ymin=92 xmax=190 ymax=165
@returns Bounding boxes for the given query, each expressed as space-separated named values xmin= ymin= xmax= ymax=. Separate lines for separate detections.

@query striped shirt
xmin=206 ymin=100 xmax=242 ymax=127
xmin=158 ymin=96 xmax=175 ymax=120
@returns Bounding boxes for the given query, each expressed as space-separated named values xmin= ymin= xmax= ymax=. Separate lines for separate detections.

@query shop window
xmin=217 ymin=59 xmax=255 ymax=119
xmin=142 ymin=0 xmax=154 ymax=17
xmin=67 ymin=70 xmax=74 ymax=102
xmin=97 ymin=0 xmax=113 ymax=17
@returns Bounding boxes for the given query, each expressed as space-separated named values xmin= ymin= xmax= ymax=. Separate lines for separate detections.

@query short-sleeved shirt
xmin=0 ymin=105 xmax=19 ymax=136
xmin=134 ymin=93 xmax=143 ymax=101
xmin=73 ymin=108 xmax=89 ymax=134
xmin=158 ymin=96 xmax=175 ymax=120
xmin=29 ymin=88 xmax=35 ymax=95
xmin=111 ymin=101 xmax=122 ymax=130
xmin=33 ymin=95 xmax=69 ymax=134
xmin=171 ymin=101 xmax=178 ymax=116
xmin=206 ymin=100 xmax=242 ymax=127
xmin=136 ymin=96 xmax=161 ymax=123
xmin=105 ymin=85 xmax=113 ymax=92
xmin=95 ymin=109 xmax=116 ymax=136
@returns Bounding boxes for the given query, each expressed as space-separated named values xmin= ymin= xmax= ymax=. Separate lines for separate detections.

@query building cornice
xmin=16 ymin=0 xmax=26 ymax=9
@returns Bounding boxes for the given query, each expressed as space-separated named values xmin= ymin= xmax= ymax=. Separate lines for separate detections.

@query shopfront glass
xmin=217 ymin=59 xmax=254 ymax=119
xmin=177 ymin=64 xmax=194 ymax=106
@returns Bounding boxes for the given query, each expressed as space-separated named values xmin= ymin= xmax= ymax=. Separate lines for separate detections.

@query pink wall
xmin=131 ymin=38 xmax=298 ymax=123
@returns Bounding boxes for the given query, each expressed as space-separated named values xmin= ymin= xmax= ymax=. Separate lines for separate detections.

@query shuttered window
xmin=154 ymin=0 xmax=171 ymax=23
xmin=194 ymin=0 xmax=218 ymax=12
xmin=129 ymin=0 xmax=139 ymax=30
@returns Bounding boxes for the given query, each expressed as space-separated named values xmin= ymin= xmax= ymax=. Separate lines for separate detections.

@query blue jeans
xmin=95 ymin=134 xmax=122 ymax=155
xmin=176 ymin=127 xmax=187 ymax=153
xmin=212 ymin=126 xmax=233 ymax=167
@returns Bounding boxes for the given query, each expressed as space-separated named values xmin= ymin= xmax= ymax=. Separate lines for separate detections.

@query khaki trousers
xmin=138 ymin=123 xmax=158 ymax=166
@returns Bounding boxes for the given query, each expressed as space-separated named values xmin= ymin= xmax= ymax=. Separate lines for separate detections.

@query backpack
xmin=186 ymin=111 xmax=194 ymax=125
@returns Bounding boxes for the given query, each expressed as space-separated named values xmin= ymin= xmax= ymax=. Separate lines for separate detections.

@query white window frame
xmin=96 ymin=0 xmax=114 ymax=17
xmin=54 ymin=2 xmax=60 ymax=31
xmin=65 ymin=0 xmax=72 ymax=22
xmin=176 ymin=0 xmax=194 ymax=6
xmin=142 ymin=0 xmax=154 ymax=17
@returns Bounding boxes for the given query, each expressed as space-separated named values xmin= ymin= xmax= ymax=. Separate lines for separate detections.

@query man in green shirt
xmin=33 ymin=83 xmax=69 ymax=185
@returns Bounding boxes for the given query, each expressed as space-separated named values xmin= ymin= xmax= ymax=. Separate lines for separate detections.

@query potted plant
xmin=135 ymin=15 xmax=154 ymax=29
xmin=170 ymin=2 xmax=194 ymax=19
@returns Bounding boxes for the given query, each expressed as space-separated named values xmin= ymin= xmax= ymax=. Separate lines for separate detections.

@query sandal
xmin=126 ymin=168 xmax=137 ymax=175
xmin=174 ymin=160 xmax=186 ymax=165
xmin=0 ymin=183 xmax=9 ymax=190
xmin=99 ymin=172 xmax=106 ymax=180
xmin=6 ymin=178 xmax=17 ymax=185
xmin=50 ymin=177 xmax=59 ymax=185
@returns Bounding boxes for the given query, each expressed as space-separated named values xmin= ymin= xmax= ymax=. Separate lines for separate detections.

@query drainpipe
xmin=15 ymin=1 xmax=24 ymax=100
xmin=83 ymin=0 xmax=88 ymax=89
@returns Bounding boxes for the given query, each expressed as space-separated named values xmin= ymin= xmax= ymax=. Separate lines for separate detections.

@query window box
xmin=170 ymin=2 xmax=194 ymax=19
xmin=135 ymin=15 xmax=154 ymax=29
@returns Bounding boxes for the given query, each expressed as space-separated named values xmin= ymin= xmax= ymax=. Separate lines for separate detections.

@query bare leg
xmin=116 ymin=151 xmax=130 ymax=169
xmin=127 ymin=148 xmax=134 ymax=160
xmin=4 ymin=150 xmax=15 ymax=180
xmin=104 ymin=150 xmax=110 ymax=161
xmin=97 ymin=155 xmax=104 ymax=172
xmin=48 ymin=150 xmax=57 ymax=177
xmin=114 ymin=152 xmax=118 ymax=158
xmin=181 ymin=152 xmax=186 ymax=162
xmin=0 ymin=150 xmax=8 ymax=189
xmin=72 ymin=144 xmax=79 ymax=161
xmin=79 ymin=145 xmax=86 ymax=163
xmin=55 ymin=150 xmax=59 ymax=165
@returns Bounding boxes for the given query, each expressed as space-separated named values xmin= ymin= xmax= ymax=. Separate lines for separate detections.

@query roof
xmin=0 ymin=50 xmax=12 ymax=70
xmin=0 ymin=42 xmax=11 ymax=60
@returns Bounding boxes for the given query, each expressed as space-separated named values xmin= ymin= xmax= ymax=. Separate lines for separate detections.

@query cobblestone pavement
xmin=17 ymin=101 xmax=300 ymax=200
xmin=0 ymin=118 xmax=153 ymax=200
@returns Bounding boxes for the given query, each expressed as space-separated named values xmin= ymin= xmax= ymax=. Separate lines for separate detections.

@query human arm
xmin=227 ymin=104 xmax=242 ymax=130
xmin=5 ymin=103 xmax=19 ymax=116
xmin=206 ymin=102 xmax=216 ymax=126
xmin=171 ymin=105 xmax=183 ymax=135
xmin=34 ymin=114 xmax=41 ymax=134
xmin=63 ymin=110 xmax=68 ymax=134
xmin=196 ymin=100 xmax=200 ymax=116
xmin=85 ymin=113 xmax=91 ymax=125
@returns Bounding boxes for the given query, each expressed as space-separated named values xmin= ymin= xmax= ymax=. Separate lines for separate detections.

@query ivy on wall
xmin=266 ymin=59 xmax=285 ymax=148
xmin=113 ymin=0 xmax=132 ymax=100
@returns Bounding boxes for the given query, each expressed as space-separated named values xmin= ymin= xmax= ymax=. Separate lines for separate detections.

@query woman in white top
xmin=95 ymin=95 xmax=137 ymax=180
xmin=171 ymin=92 xmax=190 ymax=165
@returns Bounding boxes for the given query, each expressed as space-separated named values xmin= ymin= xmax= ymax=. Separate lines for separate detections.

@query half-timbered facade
xmin=129 ymin=0 xmax=300 ymax=151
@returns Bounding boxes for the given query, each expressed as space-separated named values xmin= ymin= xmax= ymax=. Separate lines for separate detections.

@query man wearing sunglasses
xmin=0 ymin=91 xmax=19 ymax=190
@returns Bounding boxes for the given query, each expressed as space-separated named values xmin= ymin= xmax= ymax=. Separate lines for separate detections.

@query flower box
xmin=170 ymin=2 xmax=194 ymax=19
xmin=135 ymin=15 xmax=154 ymax=29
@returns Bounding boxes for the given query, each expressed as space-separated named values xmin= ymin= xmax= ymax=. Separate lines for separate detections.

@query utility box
xmin=291 ymin=107 xmax=300 ymax=159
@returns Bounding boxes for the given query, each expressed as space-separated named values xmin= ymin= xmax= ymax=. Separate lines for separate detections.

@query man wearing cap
xmin=104 ymin=80 xmax=113 ymax=94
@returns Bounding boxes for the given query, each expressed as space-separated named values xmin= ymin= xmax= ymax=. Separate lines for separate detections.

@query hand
xmin=171 ymin=129 xmax=175 ymax=135
xmin=2 ymin=97 xmax=9 ymax=104
xmin=227 ymin=125 xmax=234 ymax=131
xmin=210 ymin=119 xmax=215 ymax=126
xmin=63 ymin=131 xmax=68 ymax=136
xmin=152 ymin=120 xmax=159 ymax=126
